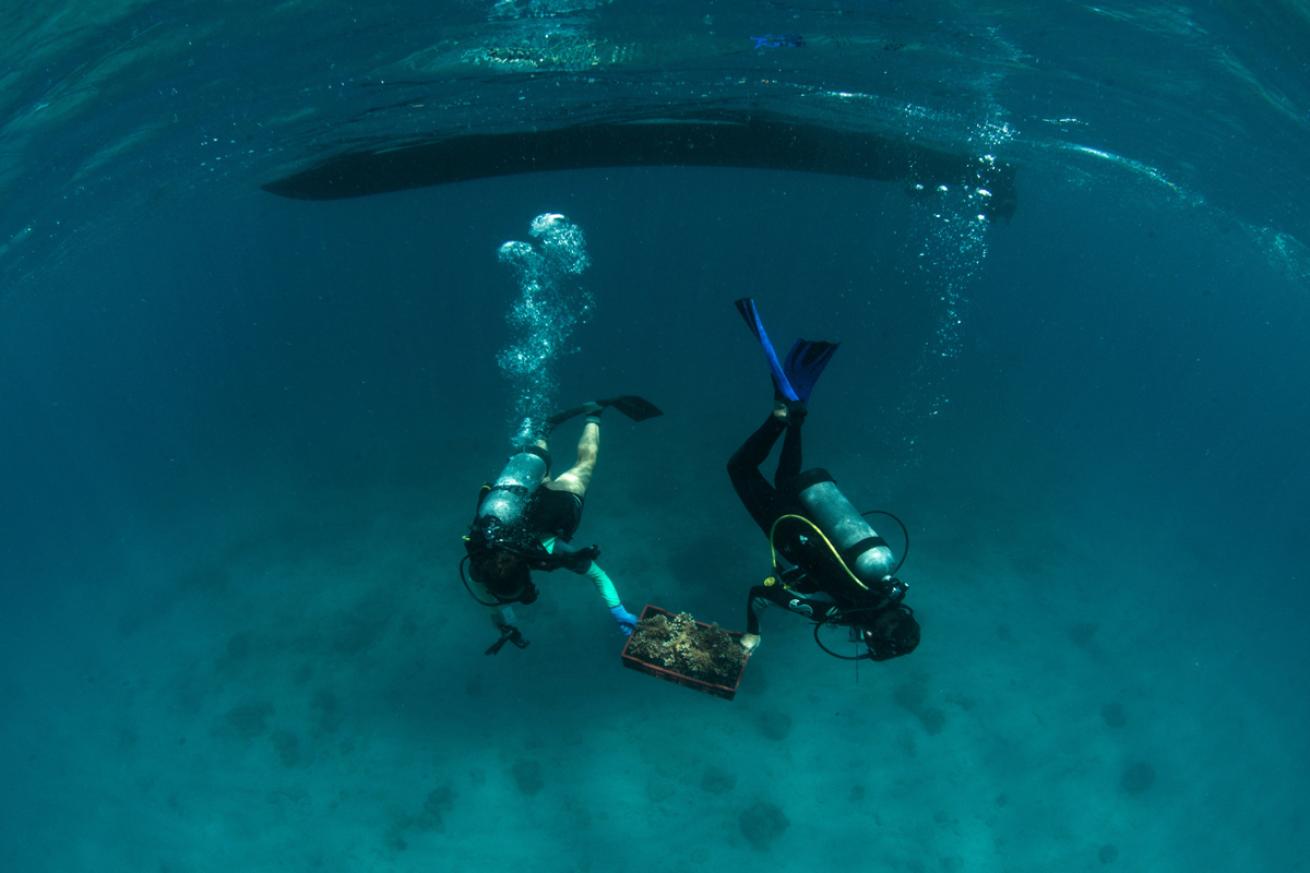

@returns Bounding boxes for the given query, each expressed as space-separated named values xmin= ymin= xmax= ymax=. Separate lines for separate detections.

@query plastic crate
xmin=620 ymin=604 xmax=750 ymax=700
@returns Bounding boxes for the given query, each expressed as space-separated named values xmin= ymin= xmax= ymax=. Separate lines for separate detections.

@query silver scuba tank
xmin=476 ymin=445 xmax=550 ymax=532
xmin=789 ymin=468 xmax=898 ymax=595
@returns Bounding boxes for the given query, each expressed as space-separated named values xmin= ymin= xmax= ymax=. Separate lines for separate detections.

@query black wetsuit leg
xmin=727 ymin=415 xmax=788 ymax=534
xmin=775 ymin=419 xmax=803 ymax=488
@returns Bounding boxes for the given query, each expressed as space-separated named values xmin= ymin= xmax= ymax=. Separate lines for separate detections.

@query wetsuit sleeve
xmin=745 ymin=585 xmax=776 ymax=635
xmin=745 ymin=583 xmax=838 ymax=635
xmin=728 ymin=415 xmax=788 ymax=535
xmin=526 ymin=536 xmax=578 ymax=571
xmin=541 ymin=538 xmax=600 ymax=572
xmin=583 ymin=561 xmax=623 ymax=609
xmin=542 ymin=536 xmax=622 ymax=608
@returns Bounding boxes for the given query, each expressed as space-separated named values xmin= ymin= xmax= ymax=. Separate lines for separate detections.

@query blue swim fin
xmin=735 ymin=298 xmax=800 ymax=402
xmin=735 ymin=298 xmax=838 ymax=402
xmin=782 ymin=338 xmax=838 ymax=402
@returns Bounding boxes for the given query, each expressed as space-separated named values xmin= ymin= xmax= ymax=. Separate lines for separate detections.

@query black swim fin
xmin=601 ymin=395 xmax=663 ymax=421
xmin=485 ymin=625 xmax=530 ymax=655
xmin=546 ymin=395 xmax=663 ymax=430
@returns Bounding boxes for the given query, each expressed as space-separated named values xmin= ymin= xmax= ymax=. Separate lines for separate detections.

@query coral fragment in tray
xmin=621 ymin=605 xmax=749 ymax=699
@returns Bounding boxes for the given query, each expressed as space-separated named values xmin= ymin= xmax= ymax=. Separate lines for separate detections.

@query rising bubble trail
xmin=496 ymin=213 xmax=593 ymax=444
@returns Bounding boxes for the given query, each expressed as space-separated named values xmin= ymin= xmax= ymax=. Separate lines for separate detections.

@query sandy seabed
xmin=0 ymin=469 xmax=1300 ymax=873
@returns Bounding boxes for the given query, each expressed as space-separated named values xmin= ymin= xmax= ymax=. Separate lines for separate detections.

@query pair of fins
xmin=735 ymin=298 xmax=838 ymax=403
xmin=544 ymin=299 xmax=831 ymax=431
xmin=546 ymin=395 xmax=663 ymax=430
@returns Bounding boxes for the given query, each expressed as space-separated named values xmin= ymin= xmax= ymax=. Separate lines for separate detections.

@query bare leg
xmin=548 ymin=419 xmax=598 ymax=496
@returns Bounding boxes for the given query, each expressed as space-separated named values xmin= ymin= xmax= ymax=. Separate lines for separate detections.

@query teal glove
xmin=609 ymin=604 xmax=638 ymax=636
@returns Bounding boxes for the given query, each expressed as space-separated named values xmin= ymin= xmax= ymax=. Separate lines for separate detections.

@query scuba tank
xmin=473 ymin=444 xmax=551 ymax=547
xmin=788 ymin=468 xmax=906 ymax=602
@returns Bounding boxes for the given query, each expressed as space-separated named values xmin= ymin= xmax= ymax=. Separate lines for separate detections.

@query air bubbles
xmin=900 ymin=176 xmax=993 ymax=432
xmin=530 ymin=212 xmax=590 ymax=274
xmin=495 ymin=213 xmax=594 ymax=439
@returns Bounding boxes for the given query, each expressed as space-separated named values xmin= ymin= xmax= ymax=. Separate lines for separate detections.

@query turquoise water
xmin=1 ymin=2 xmax=1307 ymax=871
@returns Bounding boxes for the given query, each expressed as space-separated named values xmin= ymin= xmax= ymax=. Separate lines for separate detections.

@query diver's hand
xmin=740 ymin=633 xmax=761 ymax=653
xmin=609 ymin=604 xmax=638 ymax=636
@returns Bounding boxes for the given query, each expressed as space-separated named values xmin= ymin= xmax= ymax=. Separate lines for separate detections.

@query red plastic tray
xmin=620 ymin=605 xmax=750 ymax=700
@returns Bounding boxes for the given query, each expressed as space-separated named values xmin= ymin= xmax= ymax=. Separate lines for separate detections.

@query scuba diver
xmin=728 ymin=299 xmax=920 ymax=662
xmin=461 ymin=396 xmax=661 ymax=654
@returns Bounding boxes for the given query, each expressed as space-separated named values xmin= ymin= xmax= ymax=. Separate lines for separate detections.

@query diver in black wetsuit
xmin=728 ymin=299 xmax=920 ymax=662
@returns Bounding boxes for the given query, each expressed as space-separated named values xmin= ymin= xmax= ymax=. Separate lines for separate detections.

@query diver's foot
xmin=740 ymin=633 xmax=761 ymax=653
xmin=772 ymin=400 xmax=808 ymax=424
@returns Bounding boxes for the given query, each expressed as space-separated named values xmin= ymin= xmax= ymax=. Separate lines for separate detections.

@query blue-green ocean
xmin=2 ymin=2 xmax=1307 ymax=871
